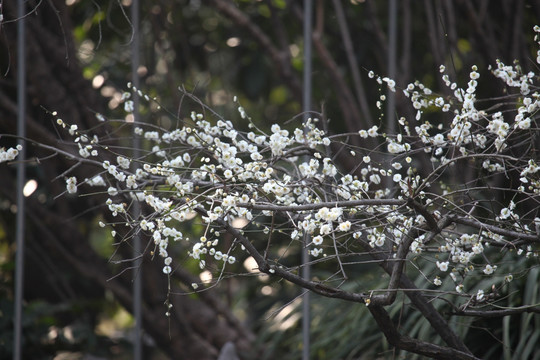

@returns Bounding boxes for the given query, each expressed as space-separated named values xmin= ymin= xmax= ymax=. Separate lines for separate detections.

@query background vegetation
xmin=0 ymin=0 xmax=539 ymax=359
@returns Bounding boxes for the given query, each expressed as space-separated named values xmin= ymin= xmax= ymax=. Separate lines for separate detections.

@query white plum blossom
xmin=0 ymin=145 xmax=22 ymax=163
xmin=476 ymin=289 xmax=485 ymax=301
xmin=367 ymin=125 xmax=379 ymax=137
xmin=35 ymin=31 xmax=540 ymax=316
xmin=338 ymin=221 xmax=351 ymax=232
xmin=124 ymin=100 xmax=134 ymax=113
xmin=483 ymin=264 xmax=497 ymax=275
xmin=86 ymin=175 xmax=106 ymax=186
xmin=66 ymin=177 xmax=77 ymax=194
xmin=312 ymin=235 xmax=323 ymax=246
xmin=369 ymin=174 xmax=381 ymax=184
xmin=117 ymin=156 xmax=131 ymax=169
xmin=436 ymin=261 xmax=449 ymax=272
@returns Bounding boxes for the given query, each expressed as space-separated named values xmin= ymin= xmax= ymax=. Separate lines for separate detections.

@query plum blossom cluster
xmin=40 ymin=27 xmax=540 ymax=307
xmin=0 ymin=144 xmax=22 ymax=163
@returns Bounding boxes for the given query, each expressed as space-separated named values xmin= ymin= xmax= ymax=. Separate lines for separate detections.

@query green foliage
xmin=254 ymin=258 xmax=540 ymax=359
xmin=255 ymin=268 xmax=388 ymax=359
xmin=3 ymin=0 xmax=540 ymax=359
xmin=0 ymin=296 xmax=137 ymax=360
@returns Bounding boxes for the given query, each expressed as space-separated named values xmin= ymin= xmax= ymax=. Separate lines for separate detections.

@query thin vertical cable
xmin=386 ymin=0 xmax=397 ymax=135
xmin=302 ymin=1 xmax=313 ymax=359
xmin=131 ymin=0 xmax=142 ymax=358
xmin=14 ymin=0 xmax=26 ymax=359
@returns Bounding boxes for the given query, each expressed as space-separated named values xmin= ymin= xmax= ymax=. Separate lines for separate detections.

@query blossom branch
xmin=451 ymin=305 xmax=540 ymax=318
xmin=452 ymin=216 xmax=540 ymax=244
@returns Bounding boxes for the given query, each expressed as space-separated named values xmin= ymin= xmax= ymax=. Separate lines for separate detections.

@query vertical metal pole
xmin=386 ymin=0 xmax=397 ymax=135
xmin=302 ymin=1 xmax=313 ymax=359
xmin=14 ymin=0 xmax=26 ymax=359
xmin=131 ymin=0 xmax=142 ymax=359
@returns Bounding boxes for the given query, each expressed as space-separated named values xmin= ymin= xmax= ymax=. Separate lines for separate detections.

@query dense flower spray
xmin=3 ymin=26 xmax=540 ymax=315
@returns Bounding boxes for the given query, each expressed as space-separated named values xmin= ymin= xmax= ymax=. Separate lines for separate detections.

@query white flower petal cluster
xmin=86 ymin=175 xmax=106 ymax=187
xmin=44 ymin=30 xmax=540 ymax=302
xmin=0 ymin=145 xmax=22 ymax=163
xmin=66 ymin=176 xmax=77 ymax=194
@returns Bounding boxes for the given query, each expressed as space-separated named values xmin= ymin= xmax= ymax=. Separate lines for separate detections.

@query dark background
xmin=0 ymin=0 xmax=539 ymax=359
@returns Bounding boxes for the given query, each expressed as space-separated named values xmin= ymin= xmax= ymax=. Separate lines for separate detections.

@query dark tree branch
xmin=368 ymin=304 xmax=481 ymax=360
xmin=453 ymin=216 xmax=540 ymax=244
xmin=209 ymin=198 xmax=474 ymax=356
xmin=451 ymin=305 xmax=540 ymax=318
